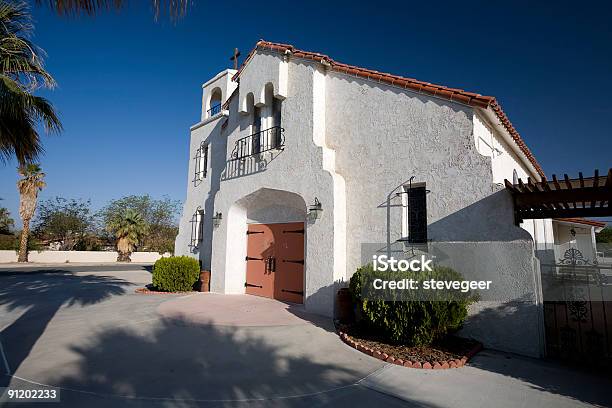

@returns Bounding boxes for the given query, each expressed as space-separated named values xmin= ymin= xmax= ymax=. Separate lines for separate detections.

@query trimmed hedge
xmin=152 ymin=256 xmax=200 ymax=292
xmin=349 ymin=264 xmax=475 ymax=346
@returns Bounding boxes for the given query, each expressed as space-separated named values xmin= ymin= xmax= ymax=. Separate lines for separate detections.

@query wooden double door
xmin=245 ymin=222 xmax=305 ymax=304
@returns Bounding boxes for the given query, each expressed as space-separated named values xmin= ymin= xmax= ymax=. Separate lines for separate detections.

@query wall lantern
xmin=570 ymin=228 xmax=576 ymax=237
xmin=212 ymin=212 xmax=223 ymax=228
xmin=307 ymin=197 xmax=323 ymax=221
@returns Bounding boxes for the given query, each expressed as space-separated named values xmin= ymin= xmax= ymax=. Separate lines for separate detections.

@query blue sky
xmin=1 ymin=0 xmax=611 ymax=226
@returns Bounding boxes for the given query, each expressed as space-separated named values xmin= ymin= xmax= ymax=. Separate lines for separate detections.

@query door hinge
xmin=245 ymin=282 xmax=263 ymax=288
xmin=282 ymin=259 xmax=304 ymax=265
xmin=283 ymin=229 xmax=305 ymax=234
xmin=247 ymin=230 xmax=264 ymax=235
xmin=246 ymin=256 xmax=263 ymax=261
xmin=282 ymin=289 xmax=304 ymax=295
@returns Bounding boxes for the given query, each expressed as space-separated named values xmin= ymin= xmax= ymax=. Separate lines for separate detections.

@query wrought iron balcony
xmin=230 ymin=126 xmax=285 ymax=161
xmin=207 ymin=104 xmax=222 ymax=117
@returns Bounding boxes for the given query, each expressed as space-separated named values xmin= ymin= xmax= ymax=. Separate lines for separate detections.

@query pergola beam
xmin=505 ymin=169 xmax=612 ymax=224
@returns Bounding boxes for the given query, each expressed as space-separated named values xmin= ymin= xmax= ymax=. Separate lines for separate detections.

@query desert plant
xmin=16 ymin=163 xmax=45 ymax=262
xmin=97 ymin=195 xmax=180 ymax=253
xmin=152 ymin=256 xmax=199 ymax=292
xmin=349 ymin=263 xmax=475 ymax=346
xmin=107 ymin=209 xmax=148 ymax=262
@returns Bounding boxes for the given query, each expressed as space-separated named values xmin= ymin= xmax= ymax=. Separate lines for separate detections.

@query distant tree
xmin=0 ymin=1 xmax=62 ymax=164
xmin=33 ymin=197 xmax=94 ymax=250
xmin=0 ymin=207 xmax=14 ymax=234
xmin=596 ymin=227 xmax=612 ymax=244
xmin=107 ymin=209 xmax=148 ymax=262
xmin=16 ymin=163 xmax=45 ymax=262
xmin=98 ymin=195 xmax=180 ymax=253
xmin=0 ymin=230 xmax=42 ymax=251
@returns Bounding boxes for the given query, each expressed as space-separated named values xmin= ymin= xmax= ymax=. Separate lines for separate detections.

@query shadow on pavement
xmin=468 ymin=350 xmax=612 ymax=407
xmin=41 ymin=317 xmax=414 ymax=407
xmin=0 ymin=270 xmax=131 ymax=384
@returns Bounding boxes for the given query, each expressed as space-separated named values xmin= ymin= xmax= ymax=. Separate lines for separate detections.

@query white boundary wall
xmin=0 ymin=250 xmax=170 ymax=264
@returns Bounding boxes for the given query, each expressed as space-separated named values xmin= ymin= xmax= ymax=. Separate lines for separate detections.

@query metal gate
xmin=541 ymin=248 xmax=612 ymax=366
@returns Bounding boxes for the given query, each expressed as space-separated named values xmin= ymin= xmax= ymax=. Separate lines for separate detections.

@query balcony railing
xmin=207 ymin=103 xmax=222 ymax=117
xmin=230 ymin=126 xmax=284 ymax=161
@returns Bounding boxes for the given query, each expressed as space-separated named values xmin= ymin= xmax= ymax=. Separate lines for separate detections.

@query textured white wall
xmin=473 ymin=113 xmax=555 ymax=261
xmin=324 ymin=68 xmax=543 ymax=356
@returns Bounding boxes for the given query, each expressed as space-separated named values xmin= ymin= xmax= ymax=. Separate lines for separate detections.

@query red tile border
xmin=337 ymin=330 xmax=483 ymax=370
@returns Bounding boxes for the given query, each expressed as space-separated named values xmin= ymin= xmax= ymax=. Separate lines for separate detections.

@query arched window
xmin=190 ymin=207 xmax=204 ymax=247
xmin=207 ymin=88 xmax=222 ymax=117
xmin=194 ymin=142 xmax=208 ymax=182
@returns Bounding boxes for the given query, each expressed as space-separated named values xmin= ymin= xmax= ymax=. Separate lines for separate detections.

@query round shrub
xmin=349 ymin=263 xmax=475 ymax=346
xmin=152 ymin=256 xmax=200 ymax=292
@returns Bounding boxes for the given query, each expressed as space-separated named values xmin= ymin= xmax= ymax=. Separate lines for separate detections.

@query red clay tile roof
xmin=233 ymin=40 xmax=545 ymax=177
xmin=554 ymin=218 xmax=607 ymax=228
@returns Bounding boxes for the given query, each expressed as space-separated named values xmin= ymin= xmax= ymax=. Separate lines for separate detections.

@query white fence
xmin=0 ymin=250 xmax=171 ymax=264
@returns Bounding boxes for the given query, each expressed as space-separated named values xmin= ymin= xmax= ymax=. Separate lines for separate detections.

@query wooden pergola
xmin=505 ymin=169 xmax=612 ymax=224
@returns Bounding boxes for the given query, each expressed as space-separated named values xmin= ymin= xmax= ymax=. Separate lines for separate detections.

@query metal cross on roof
xmin=230 ymin=48 xmax=241 ymax=70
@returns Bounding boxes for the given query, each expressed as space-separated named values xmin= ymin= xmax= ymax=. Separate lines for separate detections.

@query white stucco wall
xmin=473 ymin=113 xmax=555 ymax=263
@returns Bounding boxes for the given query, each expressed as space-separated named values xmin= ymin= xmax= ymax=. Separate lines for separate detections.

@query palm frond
xmin=36 ymin=0 xmax=192 ymax=20
xmin=0 ymin=1 xmax=55 ymax=89
xmin=0 ymin=75 xmax=61 ymax=163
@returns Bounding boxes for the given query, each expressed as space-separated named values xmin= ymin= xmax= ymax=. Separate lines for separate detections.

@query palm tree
xmin=35 ymin=0 xmax=191 ymax=20
xmin=17 ymin=163 xmax=45 ymax=262
xmin=108 ymin=209 xmax=148 ymax=262
xmin=0 ymin=1 xmax=62 ymax=164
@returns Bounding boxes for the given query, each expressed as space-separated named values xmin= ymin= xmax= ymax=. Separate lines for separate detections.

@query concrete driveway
xmin=0 ymin=264 xmax=611 ymax=407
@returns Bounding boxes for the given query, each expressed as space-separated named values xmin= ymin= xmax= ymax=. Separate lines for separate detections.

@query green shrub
xmin=349 ymin=263 xmax=475 ymax=346
xmin=152 ymin=256 xmax=200 ymax=292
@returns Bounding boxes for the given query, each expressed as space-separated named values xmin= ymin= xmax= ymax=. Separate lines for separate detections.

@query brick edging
xmin=338 ymin=331 xmax=482 ymax=369
xmin=134 ymin=287 xmax=195 ymax=295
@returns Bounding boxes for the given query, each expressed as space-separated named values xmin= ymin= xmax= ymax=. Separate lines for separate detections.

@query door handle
xmin=266 ymin=256 xmax=276 ymax=273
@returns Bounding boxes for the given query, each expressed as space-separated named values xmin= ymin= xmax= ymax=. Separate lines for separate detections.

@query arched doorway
xmin=245 ymin=222 xmax=304 ymax=303
xmin=225 ymin=188 xmax=307 ymax=303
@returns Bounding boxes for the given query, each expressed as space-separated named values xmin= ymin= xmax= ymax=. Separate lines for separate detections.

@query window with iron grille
xmin=194 ymin=142 xmax=208 ymax=182
xmin=190 ymin=208 xmax=204 ymax=247
xmin=401 ymin=184 xmax=428 ymax=244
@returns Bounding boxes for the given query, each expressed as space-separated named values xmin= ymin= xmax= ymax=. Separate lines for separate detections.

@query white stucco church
xmin=174 ymin=40 xmax=603 ymax=357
